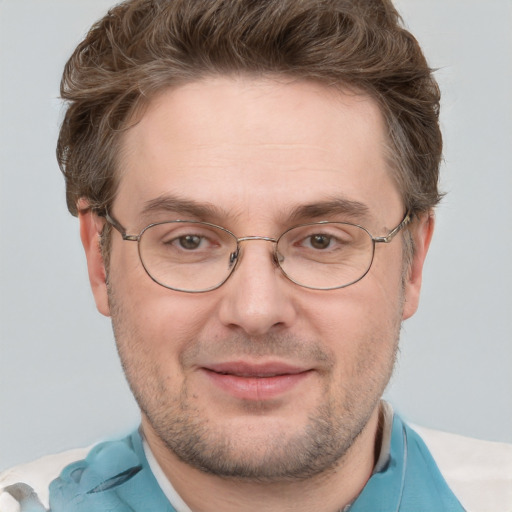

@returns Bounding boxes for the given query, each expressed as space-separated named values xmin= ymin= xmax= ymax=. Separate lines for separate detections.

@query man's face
xmin=82 ymin=77 xmax=430 ymax=481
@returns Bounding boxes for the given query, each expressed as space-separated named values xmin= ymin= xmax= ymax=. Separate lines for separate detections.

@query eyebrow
xmin=141 ymin=195 xmax=234 ymax=222
xmin=288 ymin=198 xmax=371 ymax=223
xmin=140 ymin=194 xmax=371 ymax=225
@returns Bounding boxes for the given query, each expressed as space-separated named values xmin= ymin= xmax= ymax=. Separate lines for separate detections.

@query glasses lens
xmin=139 ymin=221 xmax=238 ymax=292
xmin=277 ymin=223 xmax=374 ymax=289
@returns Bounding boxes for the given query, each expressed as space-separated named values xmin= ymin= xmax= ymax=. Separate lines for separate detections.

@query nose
xmin=217 ymin=240 xmax=298 ymax=336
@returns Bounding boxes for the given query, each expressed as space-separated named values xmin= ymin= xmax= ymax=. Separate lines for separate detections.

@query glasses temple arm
xmin=99 ymin=210 xmax=136 ymax=240
xmin=373 ymin=212 xmax=411 ymax=244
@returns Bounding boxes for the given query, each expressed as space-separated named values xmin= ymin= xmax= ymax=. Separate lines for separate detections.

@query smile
xmin=200 ymin=362 xmax=313 ymax=401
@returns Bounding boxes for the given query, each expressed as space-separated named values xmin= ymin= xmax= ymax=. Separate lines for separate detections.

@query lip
xmin=200 ymin=361 xmax=313 ymax=401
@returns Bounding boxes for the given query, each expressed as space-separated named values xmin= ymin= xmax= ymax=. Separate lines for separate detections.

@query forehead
xmin=116 ymin=76 xmax=401 ymax=227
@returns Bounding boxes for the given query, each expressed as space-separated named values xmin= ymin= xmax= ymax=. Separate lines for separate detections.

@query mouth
xmin=200 ymin=362 xmax=313 ymax=400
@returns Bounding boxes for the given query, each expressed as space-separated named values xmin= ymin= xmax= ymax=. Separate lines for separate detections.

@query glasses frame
xmin=102 ymin=211 xmax=411 ymax=293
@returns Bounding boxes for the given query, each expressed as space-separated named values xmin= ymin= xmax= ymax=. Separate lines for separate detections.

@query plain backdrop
xmin=1 ymin=0 xmax=511 ymax=470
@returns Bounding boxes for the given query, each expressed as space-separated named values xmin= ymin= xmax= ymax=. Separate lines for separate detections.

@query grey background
xmin=1 ymin=0 xmax=511 ymax=470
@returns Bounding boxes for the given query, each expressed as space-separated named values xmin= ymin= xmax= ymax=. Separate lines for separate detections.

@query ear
xmin=402 ymin=211 xmax=435 ymax=320
xmin=78 ymin=200 xmax=111 ymax=317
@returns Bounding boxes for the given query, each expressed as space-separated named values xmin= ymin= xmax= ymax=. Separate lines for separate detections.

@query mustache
xmin=180 ymin=332 xmax=335 ymax=368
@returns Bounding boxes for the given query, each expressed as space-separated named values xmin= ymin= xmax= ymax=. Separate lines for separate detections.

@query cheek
xmin=301 ymin=273 xmax=403 ymax=369
xmin=307 ymin=273 xmax=404 ymax=336
xmin=110 ymin=279 xmax=223 ymax=378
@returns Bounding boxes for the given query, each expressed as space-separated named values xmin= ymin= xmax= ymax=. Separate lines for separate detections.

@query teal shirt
xmin=350 ymin=415 xmax=465 ymax=511
xmin=17 ymin=415 xmax=465 ymax=511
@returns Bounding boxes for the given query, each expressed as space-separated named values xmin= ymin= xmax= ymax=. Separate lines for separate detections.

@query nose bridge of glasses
xmin=231 ymin=236 xmax=281 ymax=268
xmin=237 ymin=235 xmax=278 ymax=244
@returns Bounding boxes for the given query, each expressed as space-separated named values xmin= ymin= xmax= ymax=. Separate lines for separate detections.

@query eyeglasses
xmin=103 ymin=212 xmax=410 ymax=293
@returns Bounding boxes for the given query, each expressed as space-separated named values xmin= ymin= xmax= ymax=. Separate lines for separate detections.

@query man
xmin=1 ymin=0 xmax=510 ymax=511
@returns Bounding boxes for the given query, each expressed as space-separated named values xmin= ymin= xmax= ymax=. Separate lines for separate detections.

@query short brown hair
xmin=57 ymin=0 xmax=442 ymax=217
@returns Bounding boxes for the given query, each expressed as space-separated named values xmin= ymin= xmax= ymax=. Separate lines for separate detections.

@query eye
xmin=142 ymin=222 xmax=235 ymax=265
xmin=178 ymin=234 xmax=203 ymax=250
xmin=158 ymin=228 xmax=219 ymax=253
xmin=282 ymin=224 xmax=356 ymax=255
xmin=308 ymin=234 xmax=333 ymax=250
xmin=300 ymin=230 xmax=351 ymax=251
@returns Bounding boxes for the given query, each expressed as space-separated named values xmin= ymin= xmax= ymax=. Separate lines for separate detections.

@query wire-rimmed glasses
xmin=102 ymin=212 xmax=410 ymax=293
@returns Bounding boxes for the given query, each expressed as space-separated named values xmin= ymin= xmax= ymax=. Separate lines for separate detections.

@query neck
xmin=141 ymin=406 xmax=381 ymax=512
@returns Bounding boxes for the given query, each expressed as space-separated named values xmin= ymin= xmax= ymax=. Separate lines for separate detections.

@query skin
xmin=80 ymin=76 xmax=433 ymax=512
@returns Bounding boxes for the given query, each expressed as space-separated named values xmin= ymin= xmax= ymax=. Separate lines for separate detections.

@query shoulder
xmin=0 ymin=431 xmax=172 ymax=512
xmin=411 ymin=424 xmax=512 ymax=512
xmin=0 ymin=447 xmax=91 ymax=511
